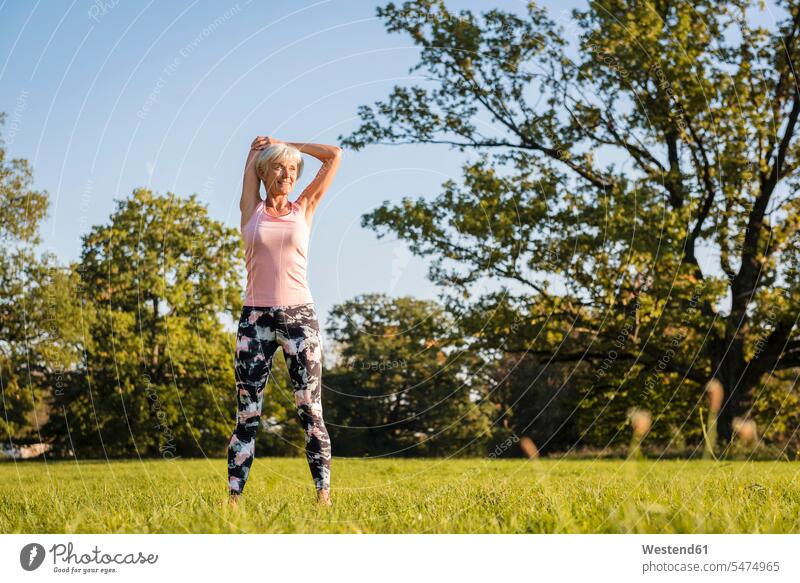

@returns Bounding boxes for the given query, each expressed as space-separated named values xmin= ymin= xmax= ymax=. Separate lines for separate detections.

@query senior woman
xmin=228 ymin=135 xmax=342 ymax=506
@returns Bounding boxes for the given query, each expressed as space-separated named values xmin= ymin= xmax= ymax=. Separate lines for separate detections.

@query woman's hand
xmin=250 ymin=136 xmax=283 ymax=151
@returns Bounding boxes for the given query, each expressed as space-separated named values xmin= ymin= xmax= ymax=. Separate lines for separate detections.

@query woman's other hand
xmin=250 ymin=136 xmax=283 ymax=151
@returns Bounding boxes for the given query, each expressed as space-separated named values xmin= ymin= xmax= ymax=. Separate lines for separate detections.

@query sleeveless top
xmin=240 ymin=199 xmax=314 ymax=307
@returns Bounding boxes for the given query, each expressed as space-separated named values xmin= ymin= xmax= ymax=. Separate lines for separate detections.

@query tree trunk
xmin=151 ymin=297 xmax=160 ymax=371
xmin=713 ymin=335 xmax=746 ymax=444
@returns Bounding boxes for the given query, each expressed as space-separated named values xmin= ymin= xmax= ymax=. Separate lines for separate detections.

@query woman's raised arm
xmin=289 ymin=142 xmax=342 ymax=218
xmin=239 ymin=136 xmax=269 ymax=227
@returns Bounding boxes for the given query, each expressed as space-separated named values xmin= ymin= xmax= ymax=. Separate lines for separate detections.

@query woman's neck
xmin=265 ymin=193 xmax=290 ymax=209
xmin=264 ymin=193 xmax=291 ymax=216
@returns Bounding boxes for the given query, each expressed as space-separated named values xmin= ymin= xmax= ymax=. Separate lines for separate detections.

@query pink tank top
xmin=241 ymin=200 xmax=314 ymax=307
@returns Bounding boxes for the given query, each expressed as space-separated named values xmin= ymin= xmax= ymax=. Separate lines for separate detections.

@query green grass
xmin=0 ymin=457 xmax=798 ymax=533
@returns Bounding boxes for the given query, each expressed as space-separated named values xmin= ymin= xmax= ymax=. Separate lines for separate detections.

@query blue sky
xmin=0 ymin=0 xmax=783 ymax=342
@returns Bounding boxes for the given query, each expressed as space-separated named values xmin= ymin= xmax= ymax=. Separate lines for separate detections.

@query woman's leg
xmin=227 ymin=307 xmax=279 ymax=496
xmin=275 ymin=303 xmax=331 ymax=492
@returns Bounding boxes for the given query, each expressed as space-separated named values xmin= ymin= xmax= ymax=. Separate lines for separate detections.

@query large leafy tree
xmin=340 ymin=1 xmax=800 ymax=446
xmin=41 ymin=188 xmax=301 ymax=457
xmin=324 ymin=293 xmax=494 ymax=456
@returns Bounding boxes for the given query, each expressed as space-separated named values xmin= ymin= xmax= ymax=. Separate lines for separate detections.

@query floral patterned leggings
xmin=227 ymin=303 xmax=331 ymax=495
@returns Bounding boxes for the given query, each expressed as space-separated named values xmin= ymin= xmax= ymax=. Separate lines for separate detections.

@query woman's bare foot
xmin=316 ymin=489 xmax=331 ymax=506
xmin=228 ymin=493 xmax=241 ymax=509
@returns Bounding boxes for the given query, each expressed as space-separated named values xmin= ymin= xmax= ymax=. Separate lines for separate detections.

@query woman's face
xmin=265 ymin=157 xmax=297 ymax=196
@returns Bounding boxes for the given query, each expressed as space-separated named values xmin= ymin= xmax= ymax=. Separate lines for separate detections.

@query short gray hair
xmin=255 ymin=143 xmax=304 ymax=181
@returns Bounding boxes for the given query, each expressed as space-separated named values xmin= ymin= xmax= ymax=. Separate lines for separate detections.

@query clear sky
xmin=1 ymin=0 xmax=781 ymax=341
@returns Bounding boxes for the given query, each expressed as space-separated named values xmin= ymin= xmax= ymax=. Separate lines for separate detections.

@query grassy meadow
xmin=0 ymin=457 xmax=798 ymax=533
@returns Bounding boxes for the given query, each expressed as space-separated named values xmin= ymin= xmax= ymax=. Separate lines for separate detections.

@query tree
xmin=324 ymin=293 xmax=494 ymax=456
xmin=339 ymin=0 xmax=800 ymax=446
xmin=40 ymin=188 xmax=298 ymax=457
xmin=0 ymin=112 xmax=77 ymax=449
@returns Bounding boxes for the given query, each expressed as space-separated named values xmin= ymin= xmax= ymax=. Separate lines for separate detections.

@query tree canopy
xmin=340 ymin=0 xmax=800 ymax=446
xmin=42 ymin=189 xmax=263 ymax=457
